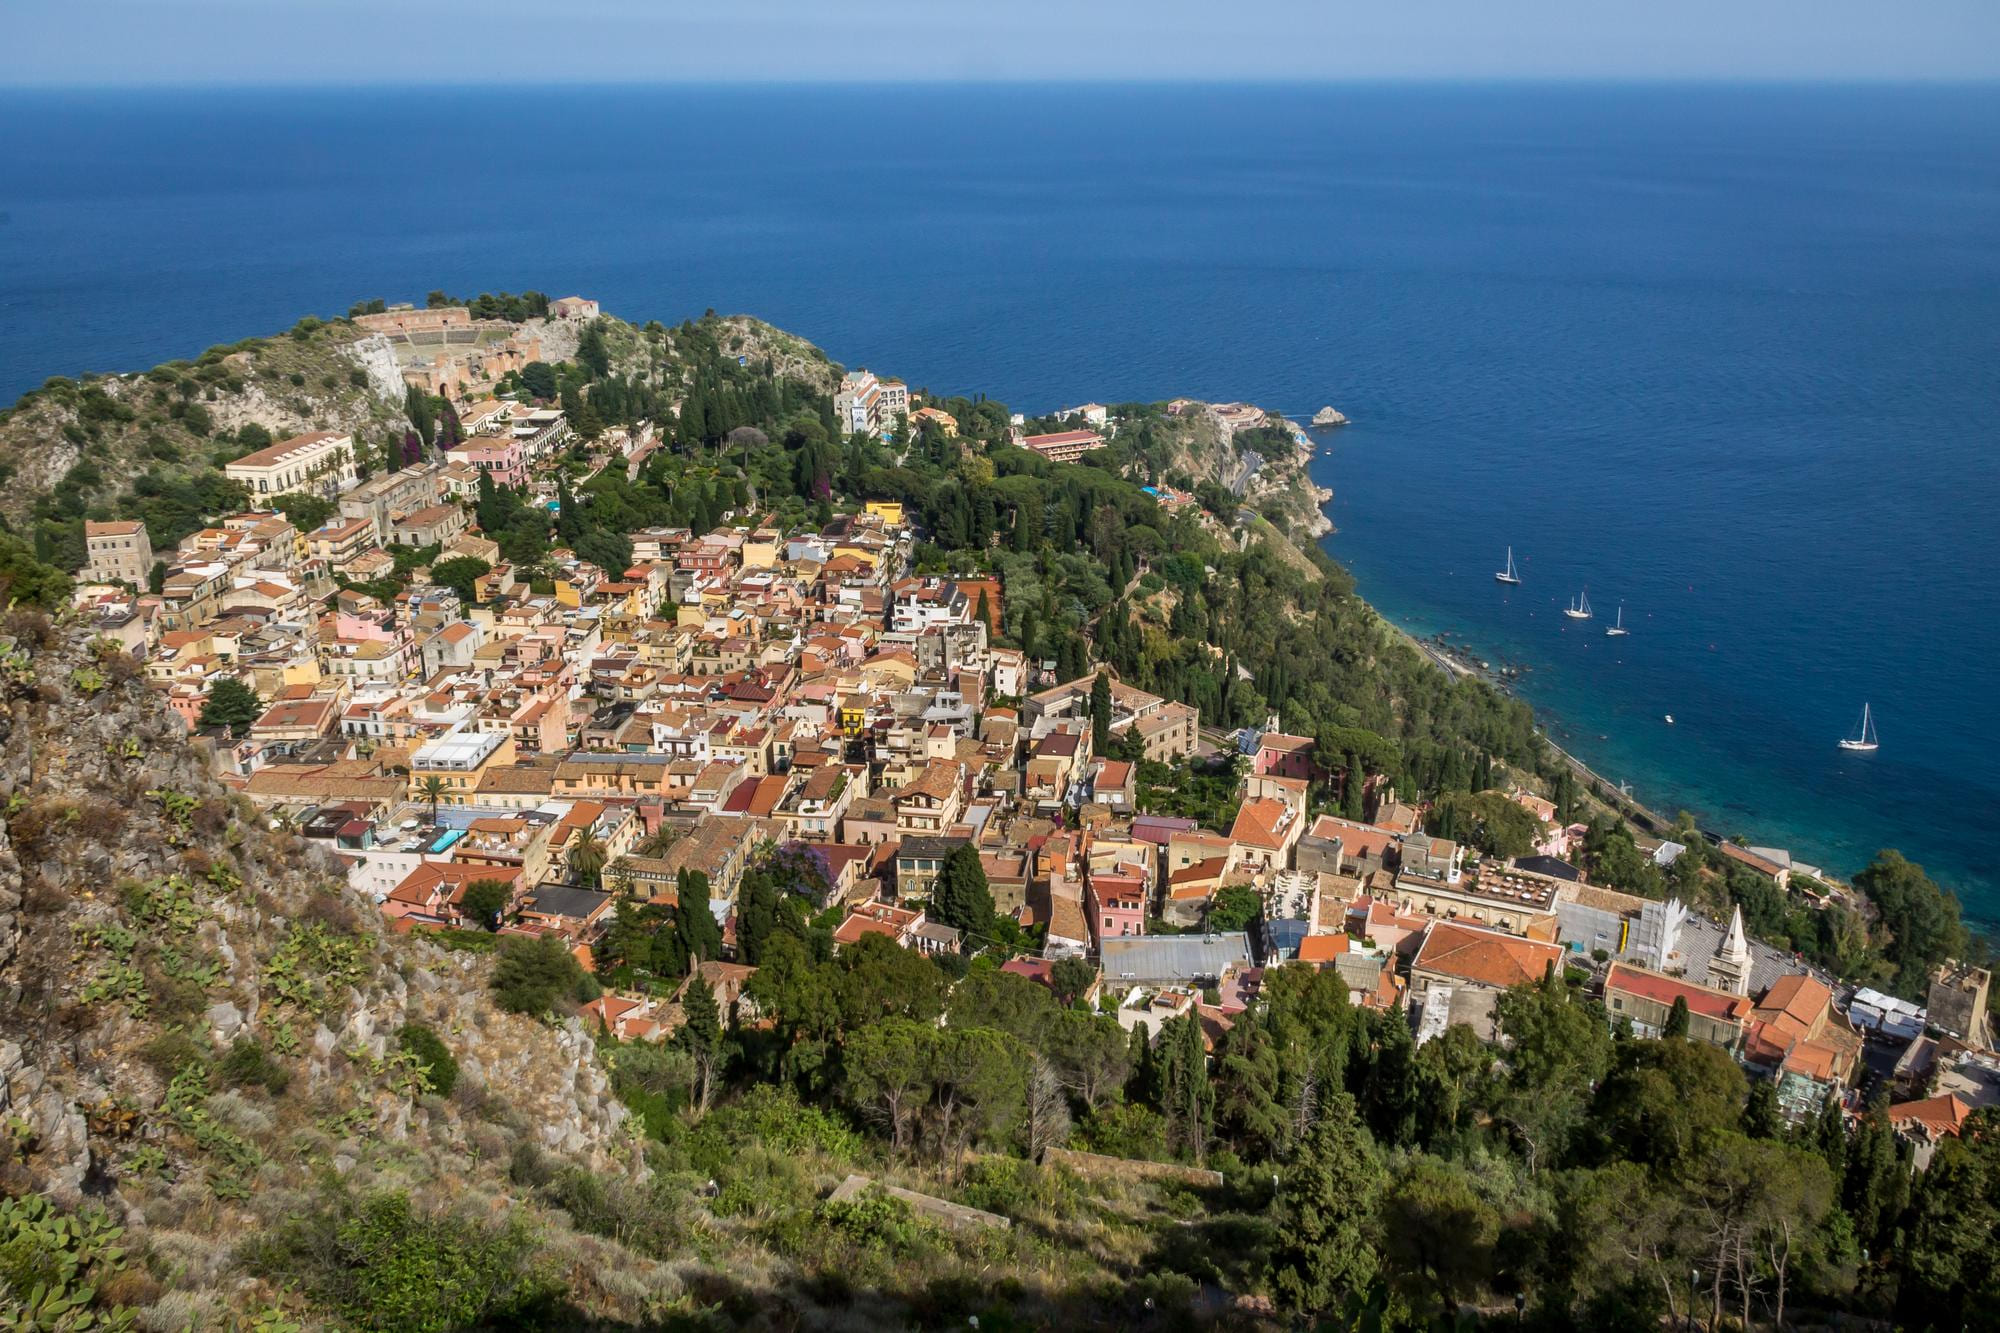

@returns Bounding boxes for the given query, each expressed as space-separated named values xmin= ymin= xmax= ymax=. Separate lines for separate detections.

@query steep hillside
xmin=0 ymin=317 xmax=407 ymax=532
xmin=0 ymin=304 xmax=845 ymax=584
xmin=0 ymin=617 xmax=1257 ymax=1330
xmin=0 ymin=616 xmax=651 ymax=1326
xmin=1111 ymin=405 xmax=1331 ymax=544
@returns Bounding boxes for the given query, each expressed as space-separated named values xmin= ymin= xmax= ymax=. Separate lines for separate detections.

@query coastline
xmin=1374 ymin=605 xmax=1687 ymax=846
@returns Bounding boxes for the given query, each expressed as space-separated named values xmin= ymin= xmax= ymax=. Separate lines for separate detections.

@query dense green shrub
xmin=491 ymin=933 xmax=595 ymax=1016
xmin=397 ymin=1023 xmax=458 ymax=1098
xmin=0 ymin=1195 xmax=138 ymax=1328
xmin=219 ymin=1036 xmax=290 ymax=1095
xmin=247 ymin=1189 xmax=563 ymax=1333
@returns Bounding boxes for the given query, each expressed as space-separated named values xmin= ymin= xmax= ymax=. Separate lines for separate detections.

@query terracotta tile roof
xmin=1756 ymin=973 xmax=1832 ymax=1029
xmin=1889 ymin=1093 xmax=1973 ymax=1139
xmin=1606 ymin=962 xmax=1755 ymax=1023
xmin=1304 ymin=815 xmax=1396 ymax=862
xmin=1413 ymin=921 xmax=1565 ymax=991
xmin=1229 ymin=797 xmax=1297 ymax=851
xmin=1296 ymin=934 xmax=1351 ymax=964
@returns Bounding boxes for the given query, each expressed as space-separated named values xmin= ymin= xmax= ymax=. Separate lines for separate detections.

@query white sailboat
xmin=1839 ymin=703 xmax=1880 ymax=753
xmin=1563 ymin=588 xmax=1592 ymax=620
xmin=1495 ymin=546 xmax=1521 ymax=585
xmin=1605 ymin=602 xmax=1629 ymax=637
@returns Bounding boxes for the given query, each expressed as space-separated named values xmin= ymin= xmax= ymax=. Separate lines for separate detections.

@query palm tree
xmin=636 ymin=826 xmax=682 ymax=858
xmin=568 ymin=833 xmax=608 ymax=888
xmin=416 ymin=775 xmax=449 ymax=826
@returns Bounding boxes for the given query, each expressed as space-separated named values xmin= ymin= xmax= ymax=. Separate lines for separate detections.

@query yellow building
xmin=863 ymin=500 xmax=904 ymax=526
xmin=741 ymin=529 xmax=781 ymax=569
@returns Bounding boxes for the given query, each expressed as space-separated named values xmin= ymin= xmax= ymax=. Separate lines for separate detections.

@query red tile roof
xmin=1414 ymin=921 xmax=1565 ymax=991
xmin=1605 ymin=962 xmax=1755 ymax=1023
xmin=1889 ymin=1093 xmax=1973 ymax=1139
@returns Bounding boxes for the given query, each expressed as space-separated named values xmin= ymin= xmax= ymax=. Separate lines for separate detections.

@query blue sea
xmin=4 ymin=84 xmax=1998 ymax=920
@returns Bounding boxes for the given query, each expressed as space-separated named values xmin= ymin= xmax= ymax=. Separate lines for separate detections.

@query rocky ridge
xmin=0 ymin=616 xmax=655 ymax=1323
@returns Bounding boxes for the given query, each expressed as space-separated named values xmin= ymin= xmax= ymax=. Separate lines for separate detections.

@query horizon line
xmin=5 ymin=73 xmax=2000 ymax=94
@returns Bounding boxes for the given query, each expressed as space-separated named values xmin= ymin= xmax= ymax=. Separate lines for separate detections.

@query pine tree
xmin=1267 ymin=1091 xmax=1382 ymax=1316
xmin=198 ymin=677 xmax=262 ymax=734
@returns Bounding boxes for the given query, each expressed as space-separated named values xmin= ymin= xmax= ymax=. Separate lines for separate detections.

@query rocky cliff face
xmin=0 ymin=616 xmax=645 ymax=1321
xmin=1159 ymin=408 xmax=1333 ymax=541
xmin=0 ymin=321 xmax=408 ymax=528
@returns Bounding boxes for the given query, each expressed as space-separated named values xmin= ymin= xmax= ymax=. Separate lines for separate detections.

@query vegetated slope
xmin=0 ymin=617 xmax=650 ymax=1326
xmin=0 ymin=302 xmax=841 ymax=581
xmin=0 ymin=621 xmax=1270 ymax=1331
xmin=0 ymin=317 xmax=407 ymax=534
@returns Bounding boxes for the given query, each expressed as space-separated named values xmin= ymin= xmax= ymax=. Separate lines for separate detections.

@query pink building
xmin=1253 ymin=732 xmax=1317 ymax=781
xmin=449 ymin=438 xmax=528 ymax=489
xmin=1086 ymin=871 xmax=1147 ymax=947
xmin=334 ymin=609 xmax=402 ymax=642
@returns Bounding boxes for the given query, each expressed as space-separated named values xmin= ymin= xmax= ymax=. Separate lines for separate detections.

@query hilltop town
xmin=2 ymin=294 xmax=1994 ymax=1329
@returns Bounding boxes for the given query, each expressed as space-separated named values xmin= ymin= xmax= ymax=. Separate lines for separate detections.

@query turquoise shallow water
xmin=3 ymin=83 xmax=1996 ymax=918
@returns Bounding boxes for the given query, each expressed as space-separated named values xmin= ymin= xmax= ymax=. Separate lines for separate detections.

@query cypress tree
xmin=437 ymin=395 xmax=463 ymax=449
xmin=1341 ymin=752 xmax=1365 ymax=819
xmin=1364 ymin=1003 xmax=1419 ymax=1148
xmin=1743 ymin=1078 xmax=1782 ymax=1139
xmin=1267 ymin=1091 xmax=1382 ymax=1316
xmin=678 ymin=975 xmax=723 ymax=1116
xmin=1663 ymin=995 xmax=1692 ymax=1039
xmin=404 ymin=384 xmax=436 ymax=446
xmin=932 ymin=845 xmax=993 ymax=940
xmin=1811 ymin=1092 xmax=1848 ymax=1180
xmin=1160 ymin=1012 xmax=1214 ymax=1164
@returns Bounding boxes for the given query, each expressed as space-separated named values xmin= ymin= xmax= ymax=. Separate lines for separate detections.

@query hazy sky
xmin=7 ymin=0 xmax=2000 ymax=86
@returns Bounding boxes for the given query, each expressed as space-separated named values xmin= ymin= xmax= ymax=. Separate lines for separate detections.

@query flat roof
xmin=411 ymin=730 xmax=504 ymax=769
xmin=1099 ymin=933 xmax=1251 ymax=984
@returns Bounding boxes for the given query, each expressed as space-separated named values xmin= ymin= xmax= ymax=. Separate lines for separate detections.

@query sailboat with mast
xmin=1563 ymin=588 xmax=1592 ymax=620
xmin=1839 ymin=703 xmax=1879 ymax=753
xmin=1605 ymin=603 xmax=1629 ymax=636
xmin=1494 ymin=546 xmax=1521 ymax=586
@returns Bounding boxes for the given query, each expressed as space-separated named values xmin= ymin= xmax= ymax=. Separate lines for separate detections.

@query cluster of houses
xmin=68 ymin=311 xmax=1998 ymax=1161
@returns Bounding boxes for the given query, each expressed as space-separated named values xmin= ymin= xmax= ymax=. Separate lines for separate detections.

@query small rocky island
xmin=1312 ymin=405 xmax=1349 ymax=427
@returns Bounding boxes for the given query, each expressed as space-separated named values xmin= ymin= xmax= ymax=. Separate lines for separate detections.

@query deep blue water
xmin=4 ymin=84 xmax=1998 ymax=919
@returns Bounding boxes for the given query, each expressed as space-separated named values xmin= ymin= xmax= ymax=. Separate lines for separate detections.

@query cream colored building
xmin=224 ymin=431 xmax=358 ymax=499
xmin=82 ymin=519 xmax=153 ymax=586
